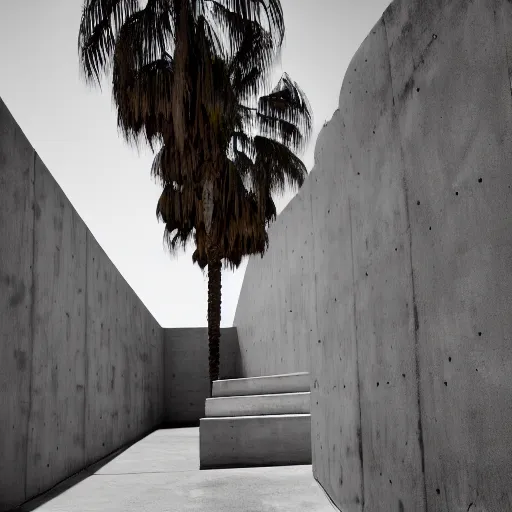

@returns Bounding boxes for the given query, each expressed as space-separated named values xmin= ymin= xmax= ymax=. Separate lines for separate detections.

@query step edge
xmin=214 ymin=372 xmax=309 ymax=384
xmin=200 ymin=413 xmax=311 ymax=421
xmin=206 ymin=392 xmax=310 ymax=402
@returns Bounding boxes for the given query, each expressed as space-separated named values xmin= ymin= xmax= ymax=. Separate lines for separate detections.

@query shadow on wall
xmin=0 ymin=97 xmax=241 ymax=512
xmin=233 ymin=0 xmax=512 ymax=510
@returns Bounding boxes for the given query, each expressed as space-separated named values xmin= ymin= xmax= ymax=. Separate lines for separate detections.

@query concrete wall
xmin=233 ymin=180 xmax=316 ymax=377
xmin=0 ymin=97 xmax=164 ymax=511
xmin=163 ymin=327 xmax=240 ymax=425
xmin=234 ymin=0 xmax=512 ymax=510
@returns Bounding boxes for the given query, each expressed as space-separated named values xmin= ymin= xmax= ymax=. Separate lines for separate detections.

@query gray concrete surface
xmin=200 ymin=415 xmax=312 ymax=468
xmin=212 ymin=371 xmax=309 ymax=397
xmin=18 ymin=428 xmax=334 ymax=512
xmin=1 ymin=97 xmax=245 ymax=511
xmin=0 ymin=97 xmax=166 ymax=512
xmin=233 ymin=182 xmax=316 ymax=377
xmin=163 ymin=327 xmax=241 ymax=425
xmin=205 ymin=392 xmax=310 ymax=417
xmin=233 ymin=0 xmax=512 ymax=510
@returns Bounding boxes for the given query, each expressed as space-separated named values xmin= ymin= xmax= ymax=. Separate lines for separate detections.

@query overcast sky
xmin=0 ymin=0 xmax=391 ymax=328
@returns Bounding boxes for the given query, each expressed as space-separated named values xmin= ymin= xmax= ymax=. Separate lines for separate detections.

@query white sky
xmin=0 ymin=0 xmax=391 ymax=328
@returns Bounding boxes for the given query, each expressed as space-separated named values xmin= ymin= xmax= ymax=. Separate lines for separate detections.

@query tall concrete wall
xmin=233 ymin=180 xmax=316 ymax=377
xmin=234 ymin=0 xmax=512 ymax=510
xmin=163 ymin=327 xmax=240 ymax=425
xmin=0 ymin=98 xmax=164 ymax=511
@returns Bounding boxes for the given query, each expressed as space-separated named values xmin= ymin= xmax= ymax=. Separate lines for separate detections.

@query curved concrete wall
xmin=234 ymin=0 xmax=512 ymax=510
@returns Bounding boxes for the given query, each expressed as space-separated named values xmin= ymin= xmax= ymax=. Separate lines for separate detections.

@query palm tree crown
xmin=78 ymin=0 xmax=313 ymax=388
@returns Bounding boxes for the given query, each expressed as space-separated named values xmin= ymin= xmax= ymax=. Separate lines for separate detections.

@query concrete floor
xmin=19 ymin=427 xmax=336 ymax=512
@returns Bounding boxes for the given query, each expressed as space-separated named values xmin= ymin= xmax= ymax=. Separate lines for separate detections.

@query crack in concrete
xmin=348 ymin=195 xmax=365 ymax=509
xmin=382 ymin=13 xmax=428 ymax=512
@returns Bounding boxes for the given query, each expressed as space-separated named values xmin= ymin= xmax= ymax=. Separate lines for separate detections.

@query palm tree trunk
xmin=202 ymin=176 xmax=222 ymax=395
xmin=207 ymin=246 xmax=222 ymax=394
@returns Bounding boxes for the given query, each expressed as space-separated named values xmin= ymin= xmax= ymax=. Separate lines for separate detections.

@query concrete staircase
xmin=199 ymin=372 xmax=311 ymax=469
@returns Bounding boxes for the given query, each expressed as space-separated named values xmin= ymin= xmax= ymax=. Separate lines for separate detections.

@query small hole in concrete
xmin=449 ymin=357 xmax=452 ymax=362
xmin=373 ymin=130 xmax=375 ymax=134
xmin=429 ymin=226 xmax=432 ymax=230
xmin=416 ymin=88 xmax=420 ymax=92
xmin=436 ymin=489 xmax=440 ymax=495
xmin=444 ymin=381 xmax=447 ymax=386
xmin=365 ymin=272 xmax=368 ymax=276
xmin=395 ymin=247 xmax=398 ymax=251
xmin=417 ymin=200 xmax=420 ymax=205
xmin=389 ymin=479 xmax=392 ymax=485
xmin=455 ymin=191 xmax=459 ymax=196
xmin=478 ymin=332 xmax=482 ymax=336
xmin=402 ymin=373 xmax=406 ymax=378
xmin=377 ymin=382 xmax=380 ymax=387
xmin=387 ymin=381 xmax=389 ymax=385
xmin=357 ymin=172 xmax=360 ymax=175
xmin=476 ymin=368 xmax=478 ymax=372
xmin=478 ymin=178 xmax=482 ymax=183
xmin=318 ymin=340 xmax=321 ymax=343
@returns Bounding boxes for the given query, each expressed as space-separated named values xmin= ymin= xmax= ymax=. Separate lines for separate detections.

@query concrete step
xmin=200 ymin=413 xmax=311 ymax=469
xmin=205 ymin=392 xmax=310 ymax=417
xmin=212 ymin=372 xmax=310 ymax=397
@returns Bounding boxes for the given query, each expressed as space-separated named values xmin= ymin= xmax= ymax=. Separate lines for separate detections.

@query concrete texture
xmin=233 ymin=0 xmax=512 ymax=510
xmin=205 ymin=392 xmax=310 ymax=417
xmin=200 ymin=415 xmax=312 ymax=468
xmin=0 ymin=95 xmax=35 ymax=511
xmin=212 ymin=371 xmax=310 ymax=397
xmin=233 ymin=181 xmax=317 ymax=377
xmin=17 ymin=428 xmax=334 ymax=512
xmin=0 ymin=97 xmax=164 ymax=511
xmin=1 ymin=97 xmax=244 ymax=511
xmin=163 ymin=327 xmax=240 ymax=425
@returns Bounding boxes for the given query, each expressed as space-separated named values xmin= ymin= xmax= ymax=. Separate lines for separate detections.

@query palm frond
xmin=113 ymin=52 xmax=174 ymax=148
xmin=206 ymin=3 xmax=278 ymax=99
xmin=251 ymin=135 xmax=307 ymax=195
xmin=256 ymin=72 xmax=313 ymax=153
xmin=256 ymin=113 xmax=304 ymax=153
xmin=113 ymin=0 xmax=176 ymax=85
xmin=211 ymin=0 xmax=285 ymax=46
xmin=78 ymin=0 xmax=141 ymax=85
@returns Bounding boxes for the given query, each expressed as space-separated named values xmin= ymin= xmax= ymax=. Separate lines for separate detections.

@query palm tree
xmin=152 ymin=42 xmax=313 ymax=387
xmin=78 ymin=0 xmax=312 ymax=390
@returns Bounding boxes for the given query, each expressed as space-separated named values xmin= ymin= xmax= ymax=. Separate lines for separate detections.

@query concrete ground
xmin=18 ymin=427 xmax=336 ymax=512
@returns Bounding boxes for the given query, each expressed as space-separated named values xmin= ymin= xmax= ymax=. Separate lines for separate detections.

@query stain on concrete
xmin=9 ymin=279 xmax=26 ymax=307
xmin=13 ymin=349 xmax=28 ymax=371
xmin=34 ymin=201 xmax=41 ymax=219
